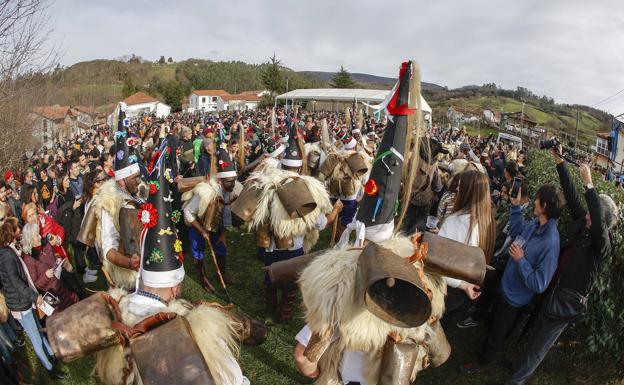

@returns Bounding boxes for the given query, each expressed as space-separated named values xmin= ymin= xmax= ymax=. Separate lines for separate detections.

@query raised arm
xmin=554 ymin=151 xmax=585 ymax=219
xmin=580 ymin=164 xmax=611 ymax=257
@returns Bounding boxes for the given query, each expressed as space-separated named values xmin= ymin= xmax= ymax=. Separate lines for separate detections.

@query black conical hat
xmin=139 ymin=143 xmax=185 ymax=288
xmin=262 ymin=134 xmax=285 ymax=158
xmin=355 ymin=61 xmax=414 ymax=242
xmin=215 ymin=144 xmax=237 ymax=179
xmin=281 ymin=118 xmax=303 ymax=168
xmin=113 ymin=102 xmax=140 ymax=180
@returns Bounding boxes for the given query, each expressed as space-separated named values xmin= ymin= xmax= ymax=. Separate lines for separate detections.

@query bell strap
xmin=127 ymin=312 xmax=178 ymax=339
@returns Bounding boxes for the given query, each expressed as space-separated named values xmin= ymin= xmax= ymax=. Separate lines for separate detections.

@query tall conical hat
xmin=113 ymin=102 xmax=140 ymax=181
xmin=281 ymin=118 xmax=303 ymax=168
xmin=138 ymin=142 xmax=185 ymax=288
xmin=352 ymin=61 xmax=416 ymax=244
xmin=262 ymin=134 xmax=285 ymax=158
xmin=215 ymin=144 xmax=237 ymax=179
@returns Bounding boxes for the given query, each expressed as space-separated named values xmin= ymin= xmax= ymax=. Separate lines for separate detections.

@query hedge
xmin=524 ymin=149 xmax=624 ymax=362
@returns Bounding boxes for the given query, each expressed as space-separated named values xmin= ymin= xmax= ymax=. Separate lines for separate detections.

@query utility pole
xmin=574 ymin=108 xmax=579 ymax=151
xmin=520 ymin=100 xmax=525 ymax=141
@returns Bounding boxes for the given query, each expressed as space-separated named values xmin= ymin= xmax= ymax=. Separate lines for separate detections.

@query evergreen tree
xmin=159 ymin=80 xmax=185 ymax=111
xmin=122 ymin=76 xmax=136 ymax=98
xmin=261 ymin=53 xmax=285 ymax=95
xmin=331 ymin=66 xmax=356 ymax=88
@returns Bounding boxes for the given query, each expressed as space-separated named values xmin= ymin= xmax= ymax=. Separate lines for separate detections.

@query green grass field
xmin=18 ymin=228 xmax=621 ymax=385
xmin=430 ymin=96 xmax=607 ymax=149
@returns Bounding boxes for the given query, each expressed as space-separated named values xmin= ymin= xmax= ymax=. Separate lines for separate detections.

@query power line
xmin=594 ymin=86 xmax=624 ymax=107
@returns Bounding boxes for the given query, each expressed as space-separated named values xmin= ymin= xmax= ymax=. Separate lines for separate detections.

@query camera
xmin=539 ymin=137 xmax=560 ymax=150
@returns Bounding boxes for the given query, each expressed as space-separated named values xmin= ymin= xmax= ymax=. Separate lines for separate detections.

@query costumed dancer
xmin=77 ymin=102 xmax=143 ymax=290
xmin=232 ymin=126 xmax=340 ymax=323
xmin=291 ymin=61 xmax=487 ymax=385
xmin=182 ymin=144 xmax=243 ymax=291
xmin=303 ymin=119 xmax=329 ymax=177
xmin=317 ymin=124 xmax=370 ymax=242
xmin=75 ymin=145 xmax=250 ymax=385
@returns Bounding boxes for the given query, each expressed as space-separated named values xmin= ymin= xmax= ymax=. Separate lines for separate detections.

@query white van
xmin=497 ymin=132 xmax=523 ymax=150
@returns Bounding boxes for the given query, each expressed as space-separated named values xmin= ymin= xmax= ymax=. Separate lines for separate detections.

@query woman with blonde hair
xmin=438 ymin=169 xmax=496 ymax=313
xmin=21 ymin=223 xmax=78 ymax=311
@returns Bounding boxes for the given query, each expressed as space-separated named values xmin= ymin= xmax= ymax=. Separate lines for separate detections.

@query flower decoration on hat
xmin=138 ymin=203 xmax=158 ymax=228
xmin=148 ymin=180 xmax=160 ymax=195
xmin=115 ymin=131 xmax=127 ymax=140
xmin=364 ymin=179 xmax=378 ymax=196
xmin=164 ymin=168 xmax=174 ymax=183
xmin=173 ymin=239 xmax=183 ymax=253
xmin=171 ymin=210 xmax=181 ymax=224
xmin=126 ymin=137 xmax=140 ymax=147
xmin=147 ymin=249 xmax=164 ymax=265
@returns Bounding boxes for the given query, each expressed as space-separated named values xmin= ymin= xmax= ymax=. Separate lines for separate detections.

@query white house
xmin=483 ymin=109 xmax=501 ymax=124
xmin=187 ymin=89 xmax=268 ymax=112
xmin=594 ymin=132 xmax=611 ymax=169
xmin=123 ymin=92 xmax=171 ymax=118
xmin=30 ymin=105 xmax=98 ymax=148
xmin=187 ymin=90 xmax=229 ymax=112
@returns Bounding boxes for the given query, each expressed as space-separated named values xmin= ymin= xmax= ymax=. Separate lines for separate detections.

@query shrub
xmin=525 ymin=149 xmax=624 ymax=362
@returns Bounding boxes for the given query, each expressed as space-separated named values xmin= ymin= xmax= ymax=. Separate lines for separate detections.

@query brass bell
xmin=359 ymin=242 xmax=432 ymax=328
xmin=231 ymin=184 xmax=260 ymax=223
xmin=346 ymin=153 xmax=369 ymax=177
xmin=276 ymin=177 xmax=317 ymax=219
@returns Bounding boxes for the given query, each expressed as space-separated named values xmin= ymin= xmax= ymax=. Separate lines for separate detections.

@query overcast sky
xmin=48 ymin=0 xmax=624 ymax=114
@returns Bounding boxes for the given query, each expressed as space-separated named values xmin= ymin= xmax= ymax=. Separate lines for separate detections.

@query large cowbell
xmin=276 ymin=177 xmax=317 ymax=219
xmin=359 ymin=242 xmax=431 ymax=328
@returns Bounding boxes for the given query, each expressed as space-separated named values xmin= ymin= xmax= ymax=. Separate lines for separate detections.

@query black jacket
xmin=556 ymin=163 xmax=612 ymax=296
xmin=0 ymin=247 xmax=39 ymax=312
xmin=55 ymin=190 xmax=83 ymax=243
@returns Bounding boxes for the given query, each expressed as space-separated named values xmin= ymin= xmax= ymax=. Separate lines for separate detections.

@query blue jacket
xmin=501 ymin=205 xmax=560 ymax=307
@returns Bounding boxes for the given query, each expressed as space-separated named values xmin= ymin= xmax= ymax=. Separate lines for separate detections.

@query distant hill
xmin=42 ymin=58 xmax=610 ymax=145
xmin=298 ymin=70 xmax=444 ymax=91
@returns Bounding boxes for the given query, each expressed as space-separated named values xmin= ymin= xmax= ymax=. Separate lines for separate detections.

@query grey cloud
xmin=49 ymin=0 xmax=624 ymax=112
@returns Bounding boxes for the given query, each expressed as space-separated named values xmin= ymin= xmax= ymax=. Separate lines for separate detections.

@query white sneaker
xmin=83 ymin=273 xmax=97 ymax=283
xmin=85 ymin=268 xmax=98 ymax=276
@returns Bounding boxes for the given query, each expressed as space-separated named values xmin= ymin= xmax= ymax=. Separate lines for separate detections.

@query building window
xmin=597 ymin=138 xmax=609 ymax=156
xmin=212 ymin=96 xmax=217 ymax=102
xmin=202 ymin=97 xmax=206 ymax=103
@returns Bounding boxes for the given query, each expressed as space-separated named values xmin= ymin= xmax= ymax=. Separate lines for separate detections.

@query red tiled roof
xmin=124 ymin=92 xmax=160 ymax=106
xmin=222 ymin=92 xmax=261 ymax=102
xmin=71 ymin=105 xmax=98 ymax=116
xmin=191 ymin=89 xmax=230 ymax=97
xmin=32 ymin=106 xmax=72 ymax=120
xmin=597 ymin=132 xmax=610 ymax=139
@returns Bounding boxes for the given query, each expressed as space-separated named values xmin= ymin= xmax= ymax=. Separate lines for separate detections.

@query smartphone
xmin=511 ymin=176 xmax=523 ymax=199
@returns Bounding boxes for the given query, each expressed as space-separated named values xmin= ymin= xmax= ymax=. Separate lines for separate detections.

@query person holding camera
xmin=0 ymin=220 xmax=66 ymax=380
xmin=461 ymin=181 xmax=562 ymax=373
xmin=502 ymin=149 xmax=619 ymax=385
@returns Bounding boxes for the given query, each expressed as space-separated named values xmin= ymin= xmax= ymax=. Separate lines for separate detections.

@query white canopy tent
xmin=275 ymin=88 xmax=432 ymax=125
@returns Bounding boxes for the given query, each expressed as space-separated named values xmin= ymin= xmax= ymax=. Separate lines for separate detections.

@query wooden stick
xmin=205 ymin=234 xmax=233 ymax=304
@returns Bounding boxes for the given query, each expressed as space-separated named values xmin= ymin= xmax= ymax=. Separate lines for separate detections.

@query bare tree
xmin=0 ymin=0 xmax=59 ymax=168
